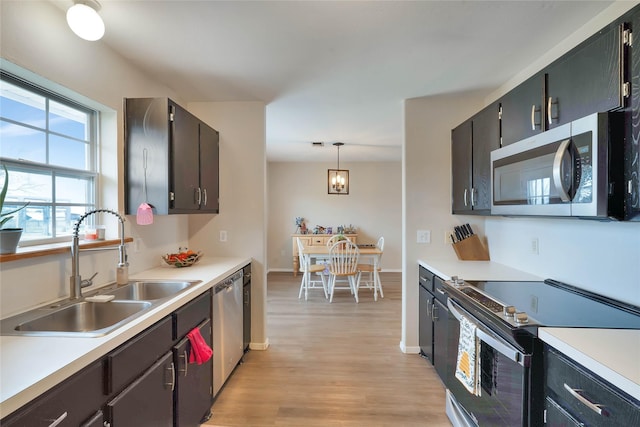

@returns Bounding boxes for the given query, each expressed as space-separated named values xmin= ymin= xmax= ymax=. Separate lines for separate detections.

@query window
xmin=527 ymin=177 xmax=550 ymax=205
xmin=0 ymin=72 xmax=97 ymax=244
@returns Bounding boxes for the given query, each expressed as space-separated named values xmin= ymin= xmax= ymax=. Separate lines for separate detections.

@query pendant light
xmin=328 ymin=142 xmax=349 ymax=195
xmin=67 ymin=0 xmax=105 ymax=41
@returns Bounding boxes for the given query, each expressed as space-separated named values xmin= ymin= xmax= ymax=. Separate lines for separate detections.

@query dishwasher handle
xmin=214 ymin=270 xmax=243 ymax=294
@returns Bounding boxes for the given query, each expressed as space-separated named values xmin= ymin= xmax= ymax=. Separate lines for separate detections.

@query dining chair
xmin=325 ymin=234 xmax=351 ymax=246
xmin=296 ymin=237 xmax=328 ymax=300
xmin=324 ymin=235 xmax=351 ymax=285
xmin=357 ymin=236 xmax=384 ymax=300
xmin=328 ymin=240 xmax=360 ymax=303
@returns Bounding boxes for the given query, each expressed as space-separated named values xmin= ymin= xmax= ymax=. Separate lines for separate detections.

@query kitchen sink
xmin=0 ymin=279 xmax=202 ymax=337
xmin=101 ymin=280 xmax=200 ymax=301
xmin=5 ymin=301 xmax=152 ymax=337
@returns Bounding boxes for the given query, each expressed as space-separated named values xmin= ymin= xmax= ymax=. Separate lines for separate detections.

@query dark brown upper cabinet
xmin=545 ymin=21 xmax=625 ymax=130
xmin=500 ymin=20 xmax=629 ymax=147
xmin=499 ymin=72 xmax=546 ymax=147
xmin=625 ymin=7 xmax=640 ymax=221
xmin=124 ymin=98 xmax=220 ymax=216
xmin=451 ymin=102 xmax=500 ymax=215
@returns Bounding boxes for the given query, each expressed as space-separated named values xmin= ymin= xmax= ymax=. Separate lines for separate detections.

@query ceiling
xmin=57 ymin=0 xmax=613 ymax=162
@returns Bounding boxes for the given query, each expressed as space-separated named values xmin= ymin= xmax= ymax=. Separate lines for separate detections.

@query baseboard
xmin=267 ymin=268 xmax=403 ymax=274
xmin=249 ymin=338 xmax=270 ymax=350
xmin=399 ymin=340 xmax=420 ymax=354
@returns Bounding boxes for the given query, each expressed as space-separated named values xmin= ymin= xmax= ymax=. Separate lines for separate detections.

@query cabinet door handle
xmin=179 ymin=350 xmax=188 ymax=376
xmin=203 ymin=188 xmax=208 ymax=206
xmin=547 ymin=96 xmax=558 ymax=125
xmin=470 ymin=187 xmax=476 ymax=207
xmin=47 ymin=411 xmax=68 ymax=427
xmin=463 ymin=189 xmax=469 ymax=207
xmin=563 ymin=383 xmax=605 ymax=415
xmin=195 ymin=187 xmax=202 ymax=205
xmin=431 ymin=303 xmax=439 ymax=321
xmin=426 ymin=298 xmax=431 ymax=318
xmin=166 ymin=362 xmax=176 ymax=391
xmin=531 ymin=104 xmax=542 ymax=130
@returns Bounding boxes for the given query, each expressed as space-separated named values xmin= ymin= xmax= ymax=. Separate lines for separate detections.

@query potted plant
xmin=0 ymin=165 xmax=29 ymax=254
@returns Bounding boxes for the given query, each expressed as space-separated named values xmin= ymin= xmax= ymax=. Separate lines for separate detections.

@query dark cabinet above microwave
xmin=124 ymin=97 xmax=220 ymax=216
xmin=500 ymin=20 xmax=628 ymax=147
xmin=499 ymin=72 xmax=545 ymax=146
xmin=545 ymin=22 xmax=625 ymax=130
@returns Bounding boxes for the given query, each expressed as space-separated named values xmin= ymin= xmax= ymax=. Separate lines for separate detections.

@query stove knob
xmin=515 ymin=312 xmax=529 ymax=324
xmin=503 ymin=306 xmax=516 ymax=318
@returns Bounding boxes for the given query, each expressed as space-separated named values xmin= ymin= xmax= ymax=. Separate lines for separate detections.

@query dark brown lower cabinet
xmin=173 ymin=319 xmax=214 ymax=426
xmin=0 ymin=360 xmax=104 ymax=427
xmin=106 ymin=351 xmax=174 ymax=427
xmin=544 ymin=345 xmax=640 ymax=426
xmin=0 ymin=289 xmax=215 ymax=427
xmin=545 ymin=396 xmax=583 ymax=426
xmin=81 ymin=410 xmax=104 ymax=427
xmin=432 ymin=297 xmax=449 ymax=382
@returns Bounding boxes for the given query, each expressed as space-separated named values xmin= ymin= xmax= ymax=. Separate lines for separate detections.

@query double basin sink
xmin=0 ymin=280 xmax=201 ymax=338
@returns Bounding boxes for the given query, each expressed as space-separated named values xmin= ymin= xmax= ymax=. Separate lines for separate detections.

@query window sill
xmin=0 ymin=237 xmax=134 ymax=263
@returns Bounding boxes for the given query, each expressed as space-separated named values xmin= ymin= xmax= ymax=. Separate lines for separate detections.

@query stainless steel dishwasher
xmin=212 ymin=269 xmax=244 ymax=397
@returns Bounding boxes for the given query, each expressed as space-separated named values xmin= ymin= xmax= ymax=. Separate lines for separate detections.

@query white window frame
xmin=0 ymin=71 xmax=99 ymax=245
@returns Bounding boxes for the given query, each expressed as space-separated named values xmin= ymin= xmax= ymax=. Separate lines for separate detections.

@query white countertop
xmin=418 ymin=258 xmax=640 ymax=402
xmin=539 ymin=328 xmax=640 ymax=401
xmin=418 ymin=259 xmax=544 ymax=282
xmin=0 ymin=256 xmax=250 ymax=418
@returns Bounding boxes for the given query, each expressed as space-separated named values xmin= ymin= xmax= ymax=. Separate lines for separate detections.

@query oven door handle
xmin=448 ymin=299 xmax=528 ymax=367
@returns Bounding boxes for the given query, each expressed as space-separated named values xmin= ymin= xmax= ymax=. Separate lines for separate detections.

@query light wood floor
xmin=205 ymin=272 xmax=451 ymax=427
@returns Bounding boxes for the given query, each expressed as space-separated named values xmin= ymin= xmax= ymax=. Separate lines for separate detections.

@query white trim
xmin=249 ymin=338 xmax=270 ymax=351
xmin=267 ymin=267 xmax=403 ymax=274
xmin=399 ymin=340 xmax=420 ymax=354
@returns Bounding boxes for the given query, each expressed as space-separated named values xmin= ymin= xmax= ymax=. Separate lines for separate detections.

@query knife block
xmin=452 ymin=235 xmax=490 ymax=261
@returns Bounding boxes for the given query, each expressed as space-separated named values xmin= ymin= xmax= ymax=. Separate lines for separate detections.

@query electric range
xmin=441 ymin=277 xmax=640 ymax=427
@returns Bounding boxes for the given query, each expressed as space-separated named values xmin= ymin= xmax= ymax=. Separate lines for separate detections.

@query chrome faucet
xmin=70 ymin=208 xmax=129 ymax=300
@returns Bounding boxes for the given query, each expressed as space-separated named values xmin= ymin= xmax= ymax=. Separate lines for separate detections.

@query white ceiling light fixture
xmin=328 ymin=142 xmax=349 ymax=195
xmin=66 ymin=0 xmax=105 ymax=41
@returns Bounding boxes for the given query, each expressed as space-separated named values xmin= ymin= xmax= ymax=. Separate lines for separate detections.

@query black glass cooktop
xmin=463 ymin=279 xmax=640 ymax=329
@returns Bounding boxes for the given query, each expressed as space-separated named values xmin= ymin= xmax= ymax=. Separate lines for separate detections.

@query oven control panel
xmin=459 ymin=287 xmax=504 ymax=313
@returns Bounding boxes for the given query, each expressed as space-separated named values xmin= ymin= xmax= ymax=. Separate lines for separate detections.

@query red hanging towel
xmin=187 ymin=327 xmax=213 ymax=364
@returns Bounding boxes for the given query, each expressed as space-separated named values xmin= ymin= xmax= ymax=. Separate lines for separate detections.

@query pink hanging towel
xmin=187 ymin=327 xmax=213 ymax=364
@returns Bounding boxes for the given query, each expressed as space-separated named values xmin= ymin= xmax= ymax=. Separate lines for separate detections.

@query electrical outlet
xmin=133 ymin=238 xmax=143 ymax=253
xmin=417 ymin=230 xmax=431 ymax=244
xmin=530 ymin=237 xmax=539 ymax=255
xmin=220 ymin=230 xmax=228 ymax=242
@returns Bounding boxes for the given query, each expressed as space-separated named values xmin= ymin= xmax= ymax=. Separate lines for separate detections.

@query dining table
xmin=301 ymin=244 xmax=383 ymax=301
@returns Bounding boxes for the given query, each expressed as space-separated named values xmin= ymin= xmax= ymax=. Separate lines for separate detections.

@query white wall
xmin=187 ymin=101 xmax=268 ymax=348
xmin=0 ymin=0 xmax=268 ymax=351
xmin=402 ymin=91 xmax=490 ymax=352
xmin=486 ymin=218 xmax=640 ymax=306
xmin=0 ymin=0 xmax=189 ymax=316
xmin=267 ymin=161 xmax=402 ymax=272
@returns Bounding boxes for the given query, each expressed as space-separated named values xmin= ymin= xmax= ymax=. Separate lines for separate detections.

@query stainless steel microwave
xmin=491 ymin=112 xmax=624 ymax=219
